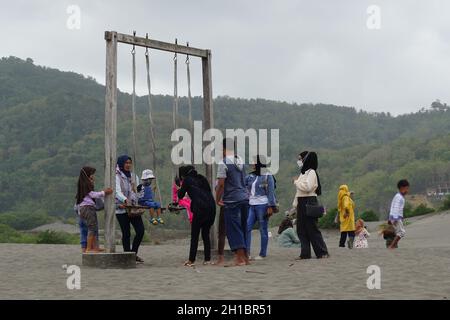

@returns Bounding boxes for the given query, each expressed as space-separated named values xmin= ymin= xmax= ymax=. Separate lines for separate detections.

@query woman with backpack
xmin=245 ymin=155 xmax=277 ymax=260
xmin=177 ymin=165 xmax=216 ymax=266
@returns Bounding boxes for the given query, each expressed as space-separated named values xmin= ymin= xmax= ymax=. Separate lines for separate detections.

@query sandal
xmin=295 ymin=256 xmax=311 ymax=261
xmin=184 ymin=261 xmax=195 ymax=267
xmin=136 ymin=256 xmax=144 ymax=263
xmin=317 ymin=254 xmax=330 ymax=259
xmin=203 ymin=261 xmax=212 ymax=266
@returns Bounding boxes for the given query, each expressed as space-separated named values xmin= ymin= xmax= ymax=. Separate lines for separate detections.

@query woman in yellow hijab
xmin=337 ymin=185 xmax=356 ymax=248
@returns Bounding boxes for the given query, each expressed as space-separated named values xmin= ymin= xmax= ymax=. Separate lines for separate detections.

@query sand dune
xmin=1 ymin=212 xmax=449 ymax=300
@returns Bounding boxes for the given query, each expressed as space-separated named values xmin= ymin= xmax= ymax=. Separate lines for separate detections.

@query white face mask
xmin=297 ymin=160 xmax=303 ymax=169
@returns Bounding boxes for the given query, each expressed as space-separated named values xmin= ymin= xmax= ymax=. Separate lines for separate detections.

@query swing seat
xmin=125 ymin=204 xmax=166 ymax=216
xmin=124 ymin=205 xmax=147 ymax=218
xmin=167 ymin=202 xmax=186 ymax=213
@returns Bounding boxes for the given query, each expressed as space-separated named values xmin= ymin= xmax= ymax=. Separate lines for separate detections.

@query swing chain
xmin=173 ymin=38 xmax=178 ymax=61
xmin=185 ymin=42 xmax=190 ymax=64
xmin=131 ymin=30 xmax=136 ymax=54
xmin=145 ymin=33 xmax=149 ymax=56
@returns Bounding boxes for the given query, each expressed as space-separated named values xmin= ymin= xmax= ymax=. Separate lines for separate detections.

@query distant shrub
xmin=405 ymin=203 xmax=435 ymax=218
xmin=36 ymin=230 xmax=78 ymax=244
xmin=319 ymin=208 xmax=339 ymax=229
xmin=359 ymin=210 xmax=379 ymax=222
xmin=0 ymin=211 xmax=55 ymax=230
xmin=0 ymin=224 xmax=37 ymax=243
xmin=403 ymin=203 xmax=413 ymax=216
xmin=441 ymin=196 xmax=450 ymax=211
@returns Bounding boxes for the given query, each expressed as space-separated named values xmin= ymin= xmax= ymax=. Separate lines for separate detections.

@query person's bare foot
xmin=224 ymin=259 xmax=246 ymax=267
xmin=229 ymin=250 xmax=247 ymax=266
xmin=213 ymin=255 xmax=225 ymax=266
xmin=85 ymin=248 xmax=102 ymax=253
xmin=81 ymin=248 xmax=87 ymax=253
xmin=95 ymin=247 xmax=105 ymax=252
xmin=184 ymin=261 xmax=195 ymax=267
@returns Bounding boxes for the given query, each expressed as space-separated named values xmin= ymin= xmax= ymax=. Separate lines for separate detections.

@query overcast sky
xmin=1 ymin=0 xmax=449 ymax=114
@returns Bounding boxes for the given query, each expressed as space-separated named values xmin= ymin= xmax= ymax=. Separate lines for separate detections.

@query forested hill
xmin=1 ymin=56 xmax=450 ymax=229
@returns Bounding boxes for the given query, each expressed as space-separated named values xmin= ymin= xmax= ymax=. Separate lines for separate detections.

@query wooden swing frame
xmin=104 ymin=31 xmax=215 ymax=253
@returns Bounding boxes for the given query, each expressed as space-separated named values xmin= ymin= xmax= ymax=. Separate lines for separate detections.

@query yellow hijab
xmin=337 ymin=184 xmax=350 ymax=212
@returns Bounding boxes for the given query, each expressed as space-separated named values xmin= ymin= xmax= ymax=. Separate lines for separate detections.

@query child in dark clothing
xmin=379 ymin=221 xmax=398 ymax=248
xmin=177 ymin=165 xmax=216 ymax=266
xmin=137 ymin=169 xmax=163 ymax=225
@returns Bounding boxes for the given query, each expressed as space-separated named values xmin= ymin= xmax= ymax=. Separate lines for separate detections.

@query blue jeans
xmin=224 ymin=201 xmax=249 ymax=251
xmin=78 ymin=215 xmax=98 ymax=249
xmin=140 ymin=200 xmax=161 ymax=209
xmin=246 ymin=204 xmax=269 ymax=257
xmin=78 ymin=216 xmax=88 ymax=249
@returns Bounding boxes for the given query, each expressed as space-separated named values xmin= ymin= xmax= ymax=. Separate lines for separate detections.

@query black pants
xmin=116 ymin=214 xmax=145 ymax=254
xmin=189 ymin=214 xmax=214 ymax=262
xmin=339 ymin=231 xmax=355 ymax=247
xmin=217 ymin=206 xmax=226 ymax=255
xmin=296 ymin=197 xmax=329 ymax=259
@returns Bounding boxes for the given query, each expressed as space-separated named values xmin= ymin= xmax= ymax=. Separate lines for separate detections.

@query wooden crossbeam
xmin=105 ymin=31 xmax=209 ymax=58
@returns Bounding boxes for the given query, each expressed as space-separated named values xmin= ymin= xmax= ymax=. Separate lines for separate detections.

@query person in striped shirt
xmin=388 ymin=179 xmax=410 ymax=249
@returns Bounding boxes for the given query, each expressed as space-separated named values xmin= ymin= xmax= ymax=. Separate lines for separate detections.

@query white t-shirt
xmin=389 ymin=192 xmax=405 ymax=220
xmin=249 ymin=176 xmax=269 ymax=206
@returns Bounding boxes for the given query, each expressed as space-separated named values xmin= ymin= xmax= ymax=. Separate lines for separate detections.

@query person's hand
xmin=118 ymin=199 xmax=127 ymax=209
xmin=267 ymin=206 xmax=274 ymax=217
xmin=344 ymin=212 xmax=349 ymax=219
xmin=104 ymin=188 xmax=113 ymax=195
xmin=292 ymin=176 xmax=298 ymax=183
xmin=217 ymin=200 xmax=224 ymax=207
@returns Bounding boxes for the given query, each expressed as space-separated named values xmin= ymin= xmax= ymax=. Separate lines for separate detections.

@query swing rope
xmin=144 ymin=34 xmax=163 ymax=206
xmin=172 ymin=39 xmax=179 ymax=179
xmin=185 ymin=42 xmax=194 ymax=164
xmin=131 ymin=31 xmax=139 ymax=183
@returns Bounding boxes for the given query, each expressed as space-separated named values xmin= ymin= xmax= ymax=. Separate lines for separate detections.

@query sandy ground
xmin=1 ymin=212 xmax=449 ymax=300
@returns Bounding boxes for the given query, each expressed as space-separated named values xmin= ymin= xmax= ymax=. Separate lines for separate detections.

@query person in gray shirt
xmin=215 ymin=138 xmax=250 ymax=266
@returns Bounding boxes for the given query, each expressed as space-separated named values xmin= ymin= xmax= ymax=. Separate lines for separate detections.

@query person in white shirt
xmin=388 ymin=179 xmax=410 ymax=249
xmin=293 ymin=151 xmax=329 ymax=260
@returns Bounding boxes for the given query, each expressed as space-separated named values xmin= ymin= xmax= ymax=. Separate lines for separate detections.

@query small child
xmin=137 ymin=169 xmax=163 ymax=225
xmin=172 ymin=176 xmax=193 ymax=223
xmin=354 ymin=219 xmax=370 ymax=248
xmin=277 ymin=218 xmax=300 ymax=248
xmin=387 ymin=179 xmax=409 ymax=249
xmin=75 ymin=166 xmax=112 ymax=253
xmin=379 ymin=221 xmax=397 ymax=248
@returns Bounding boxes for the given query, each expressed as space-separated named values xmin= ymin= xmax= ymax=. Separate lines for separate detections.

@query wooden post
xmin=202 ymin=50 xmax=216 ymax=250
xmin=104 ymin=31 xmax=118 ymax=253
